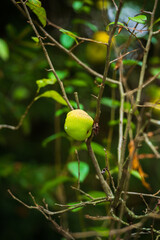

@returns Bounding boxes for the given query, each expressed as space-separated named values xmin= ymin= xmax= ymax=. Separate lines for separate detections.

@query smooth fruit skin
xmin=64 ymin=109 xmax=94 ymax=141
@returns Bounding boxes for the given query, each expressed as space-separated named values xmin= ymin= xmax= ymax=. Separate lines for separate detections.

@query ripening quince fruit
xmin=64 ymin=109 xmax=94 ymax=141
xmin=86 ymin=31 xmax=113 ymax=64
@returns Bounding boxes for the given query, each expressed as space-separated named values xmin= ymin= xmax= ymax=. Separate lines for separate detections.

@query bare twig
xmin=86 ymin=139 xmax=113 ymax=198
xmin=75 ymin=149 xmax=80 ymax=189
xmin=74 ymin=92 xmax=80 ymax=109
xmin=143 ymin=133 xmax=160 ymax=158
xmin=8 ymin=190 xmax=74 ymax=240
xmin=136 ymin=0 xmax=159 ymax=104
xmin=19 ymin=0 xmax=73 ymax=110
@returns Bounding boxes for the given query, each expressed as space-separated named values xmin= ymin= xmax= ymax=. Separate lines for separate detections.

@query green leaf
xmin=59 ymin=29 xmax=78 ymax=44
xmin=101 ymin=97 xmax=120 ymax=109
xmin=87 ymin=191 xmax=106 ymax=199
xmin=123 ymin=59 xmax=142 ymax=66
xmin=67 ymin=161 xmax=89 ymax=182
xmin=129 ymin=15 xmax=147 ymax=24
xmin=26 ymin=0 xmax=47 ymax=27
xmin=31 ymin=36 xmax=39 ymax=43
xmin=131 ymin=170 xmax=141 ymax=180
xmin=60 ymin=33 xmax=75 ymax=49
xmin=70 ymin=100 xmax=84 ymax=109
xmin=89 ymin=226 xmax=109 ymax=237
xmin=96 ymin=77 xmax=118 ymax=88
xmin=48 ymin=70 xmax=69 ymax=81
xmin=0 ymin=39 xmax=9 ymax=61
xmin=35 ymin=90 xmax=67 ymax=105
xmin=152 ymin=17 xmax=160 ymax=27
xmin=36 ymin=78 xmax=57 ymax=90
xmin=41 ymin=176 xmax=73 ymax=194
xmin=67 ymin=79 xmax=88 ymax=87
xmin=72 ymin=1 xmax=83 ymax=11
xmin=73 ymin=18 xmax=98 ymax=32
xmin=108 ymin=118 xmax=135 ymax=129
xmin=67 ymin=202 xmax=83 ymax=212
xmin=106 ymin=21 xmax=125 ymax=31
xmin=42 ymin=132 xmax=66 ymax=147
xmin=55 ymin=108 xmax=68 ymax=117
xmin=12 ymin=86 xmax=29 ymax=100
xmin=150 ymin=67 xmax=160 ymax=79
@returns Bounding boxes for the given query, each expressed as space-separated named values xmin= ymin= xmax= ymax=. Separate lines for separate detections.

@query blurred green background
xmin=0 ymin=0 xmax=160 ymax=239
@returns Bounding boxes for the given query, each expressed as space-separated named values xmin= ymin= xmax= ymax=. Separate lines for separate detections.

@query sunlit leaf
xmin=31 ymin=36 xmax=39 ymax=43
xmin=60 ymin=33 xmax=75 ymax=49
xmin=0 ymin=38 xmax=9 ymax=61
xmin=72 ymin=1 xmax=83 ymax=11
xmin=131 ymin=170 xmax=141 ymax=180
xmin=26 ymin=0 xmax=47 ymax=27
xmin=35 ymin=90 xmax=67 ymax=105
xmin=129 ymin=15 xmax=147 ymax=24
xmin=67 ymin=161 xmax=89 ymax=182
xmin=59 ymin=29 xmax=78 ymax=44
xmin=36 ymin=78 xmax=57 ymax=90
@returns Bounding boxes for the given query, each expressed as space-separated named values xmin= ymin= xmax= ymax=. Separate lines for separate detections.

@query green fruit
xmin=64 ymin=109 xmax=94 ymax=141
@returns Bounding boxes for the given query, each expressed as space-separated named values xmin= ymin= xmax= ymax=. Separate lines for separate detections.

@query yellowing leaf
xmin=128 ymin=140 xmax=151 ymax=191
xmin=26 ymin=0 xmax=47 ymax=27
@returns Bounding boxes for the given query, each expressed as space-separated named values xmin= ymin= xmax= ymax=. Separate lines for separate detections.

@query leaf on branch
xmin=31 ymin=36 xmax=39 ymax=43
xmin=59 ymin=29 xmax=78 ymax=44
xmin=36 ymin=78 xmax=57 ymax=90
xmin=35 ymin=90 xmax=67 ymax=105
xmin=106 ymin=21 xmax=125 ymax=31
xmin=128 ymin=140 xmax=151 ymax=191
xmin=128 ymin=15 xmax=147 ymax=24
xmin=26 ymin=0 xmax=47 ymax=27
xmin=67 ymin=161 xmax=89 ymax=182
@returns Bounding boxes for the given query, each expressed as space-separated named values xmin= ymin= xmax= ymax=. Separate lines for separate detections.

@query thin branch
xmin=143 ymin=133 xmax=160 ymax=158
xmin=124 ymin=191 xmax=160 ymax=200
xmin=125 ymin=71 xmax=160 ymax=96
xmin=8 ymin=189 xmax=75 ymax=240
xmin=74 ymin=92 xmax=80 ymax=109
xmin=136 ymin=0 xmax=159 ymax=104
xmin=94 ymin=0 xmax=123 ymax=123
xmin=0 ymin=95 xmax=36 ymax=131
xmin=109 ymin=48 xmax=139 ymax=64
xmin=117 ymin=58 xmax=125 ymax=180
xmin=86 ymin=139 xmax=113 ymax=198
xmin=71 ymin=186 xmax=94 ymax=200
xmin=75 ymin=149 xmax=80 ymax=189
xmin=19 ymin=0 xmax=73 ymax=110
